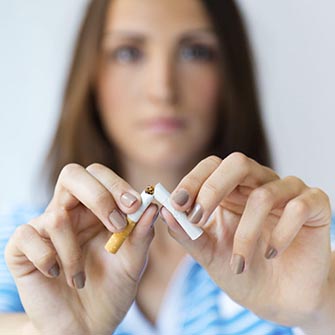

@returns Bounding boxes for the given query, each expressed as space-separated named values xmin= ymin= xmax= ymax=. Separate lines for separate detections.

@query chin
xmin=135 ymin=147 xmax=201 ymax=171
xmin=124 ymin=136 xmax=210 ymax=169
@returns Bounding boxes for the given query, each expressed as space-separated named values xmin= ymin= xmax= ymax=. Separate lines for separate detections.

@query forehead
xmin=104 ymin=0 xmax=212 ymax=33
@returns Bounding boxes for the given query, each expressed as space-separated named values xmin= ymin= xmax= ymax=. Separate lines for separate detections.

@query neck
xmin=121 ymin=158 xmax=193 ymax=193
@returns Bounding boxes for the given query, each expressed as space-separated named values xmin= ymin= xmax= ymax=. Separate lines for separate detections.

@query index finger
xmin=48 ymin=164 xmax=139 ymax=232
xmin=172 ymin=153 xmax=279 ymax=226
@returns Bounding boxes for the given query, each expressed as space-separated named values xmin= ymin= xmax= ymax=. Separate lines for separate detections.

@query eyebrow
xmin=180 ymin=29 xmax=218 ymax=43
xmin=102 ymin=27 xmax=217 ymax=41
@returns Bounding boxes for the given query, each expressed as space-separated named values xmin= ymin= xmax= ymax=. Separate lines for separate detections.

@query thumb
xmin=115 ymin=204 xmax=158 ymax=272
xmin=128 ymin=203 xmax=158 ymax=252
xmin=160 ymin=206 xmax=209 ymax=258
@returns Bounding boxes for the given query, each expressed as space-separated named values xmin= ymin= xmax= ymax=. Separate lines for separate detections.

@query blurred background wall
xmin=0 ymin=0 xmax=334 ymax=207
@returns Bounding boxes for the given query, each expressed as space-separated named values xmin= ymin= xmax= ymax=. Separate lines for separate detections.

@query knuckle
xmin=59 ymin=163 xmax=82 ymax=180
xmin=284 ymin=175 xmax=299 ymax=184
xmin=310 ymin=188 xmax=331 ymax=212
xmin=12 ymin=224 xmax=30 ymax=240
xmin=48 ymin=210 xmax=70 ymax=231
xmin=4 ymin=226 xmax=26 ymax=261
xmin=250 ymin=187 xmax=274 ymax=206
xmin=310 ymin=187 xmax=327 ymax=199
xmin=287 ymin=199 xmax=309 ymax=217
xmin=284 ymin=176 xmax=306 ymax=189
xmin=5 ymin=224 xmax=35 ymax=261
xmin=86 ymin=164 xmax=122 ymax=193
xmin=228 ymin=152 xmax=250 ymax=176
xmin=267 ymin=168 xmax=280 ymax=181
xmin=28 ymin=216 xmax=40 ymax=228
xmin=35 ymin=251 xmax=57 ymax=269
xmin=204 ymin=155 xmax=222 ymax=168
xmin=228 ymin=152 xmax=248 ymax=164
xmin=86 ymin=162 xmax=104 ymax=174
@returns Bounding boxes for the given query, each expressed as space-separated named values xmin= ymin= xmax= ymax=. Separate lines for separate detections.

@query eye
xmin=110 ymin=46 xmax=143 ymax=64
xmin=180 ymin=44 xmax=217 ymax=62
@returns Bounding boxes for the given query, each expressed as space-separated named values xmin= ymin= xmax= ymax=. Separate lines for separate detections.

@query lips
xmin=140 ymin=117 xmax=186 ymax=134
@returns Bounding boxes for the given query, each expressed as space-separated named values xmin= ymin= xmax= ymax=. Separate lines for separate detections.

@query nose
xmin=146 ymin=50 xmax=178 ymax=106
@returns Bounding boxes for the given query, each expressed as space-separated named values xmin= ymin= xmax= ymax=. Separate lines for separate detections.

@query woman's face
xmin=96 ymin=0 xmax=221 ymax=169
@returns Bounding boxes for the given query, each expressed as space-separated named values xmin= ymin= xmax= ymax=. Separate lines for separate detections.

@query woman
xmin=1 ymin=0 xmax=334 ymax=334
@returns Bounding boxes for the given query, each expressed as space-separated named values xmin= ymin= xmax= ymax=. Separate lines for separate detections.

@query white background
xmin=0 ymin=0 xmax=334 ymax=208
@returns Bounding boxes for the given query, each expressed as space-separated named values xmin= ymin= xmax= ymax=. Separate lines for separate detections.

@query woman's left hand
xmin=161 ymin=153 xmax=333 ymax=328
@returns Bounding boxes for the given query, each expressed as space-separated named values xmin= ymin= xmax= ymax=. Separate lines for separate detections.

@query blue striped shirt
xmin=1 ymin=205 xmax=334 ymax=334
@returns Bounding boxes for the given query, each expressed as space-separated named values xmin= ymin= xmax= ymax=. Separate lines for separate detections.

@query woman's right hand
xmin=5 ymin=163 xmax=158 ymax=335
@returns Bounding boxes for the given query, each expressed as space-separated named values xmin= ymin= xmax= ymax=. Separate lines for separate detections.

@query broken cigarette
xmin=104 ymin=183 xmax=204 ymax=254
xmin=153 ymin=183 xmax=203 ymax=240
xmin=104 ymin=186 xmax=155 ymax=254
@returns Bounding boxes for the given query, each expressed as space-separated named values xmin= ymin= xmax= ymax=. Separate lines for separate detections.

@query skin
xmin=4 ymin=0 xmax=335 ymax=334
xmin=96 ymin=0 xmax=220 ymax=178
xmin=164 ymin=154 xmax=334 ymax=330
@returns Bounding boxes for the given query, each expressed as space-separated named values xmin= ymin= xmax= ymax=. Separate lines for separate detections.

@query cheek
xmin=182 ymin=67 xmax=220 ymax=114
xmin=96 ymin=68 xmax=141 ymax=135
xmin=182 ymin=68 xmax=220 ymax=144
xmin=98 ymin=68 xmax=136 ymax=115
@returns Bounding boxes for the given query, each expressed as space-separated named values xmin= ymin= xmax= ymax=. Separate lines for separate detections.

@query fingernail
xmin=159 ymin=208 xmax=167 ymax=224
xmin=109 ymin=209 xmax=127 ymax=230
xmin=151 ymin=210 xmax=160 ymax=227
xmin=48 ymin=263 xmax=60 ymax=277
xmin=265 ymin=246 xmax=278 ymax=259
xmin=231 ymin=254 xmax=245 ymax=274
xmin=120 ymin=192 xmax=137 ymax=208
xmin=187 ymin=203 xmax=203 ymax=224
xmin=73 ymin=271 xmax=86 ymax=289
xmin=172 ymin=190 xmax=189 ymax=206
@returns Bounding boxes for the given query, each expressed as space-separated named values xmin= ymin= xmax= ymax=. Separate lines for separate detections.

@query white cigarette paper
xmin=104 ymin=189 xmax=154 ymax=253
xmin=154 ymin=183 xmax=203 ymax=240
xmin=128 ymin=190 xmax=155 ymax=222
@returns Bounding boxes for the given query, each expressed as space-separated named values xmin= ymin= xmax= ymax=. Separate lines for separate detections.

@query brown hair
xmin=46 ymin=0 xmax=271 ymax=189
xmin=202 ymin=1 xmax=271 ymax=165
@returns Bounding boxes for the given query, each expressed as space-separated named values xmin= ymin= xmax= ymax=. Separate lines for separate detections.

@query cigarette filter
xmin=105 ymin=187 xmax=155 ymax=253
xmin=154 ymin=183 xmax=203 ymax=240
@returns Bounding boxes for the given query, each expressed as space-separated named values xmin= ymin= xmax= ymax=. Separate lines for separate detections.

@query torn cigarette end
xmin=145 ymin=185 xmax=155 ymax=195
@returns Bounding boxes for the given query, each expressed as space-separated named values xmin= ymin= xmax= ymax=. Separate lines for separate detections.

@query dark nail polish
xmin=172 ymin=190 xmax=189 ymax=206
xmin=120 ymin=192 xmax=137 ymax=208
xmin=231 ymin=254 xmax=245 ymax=274
xmin=187 ymin=203 xmax=203 ymax=224
xmin=48 ymin=263 xmax=60 ymax=277
xmin=151 ymin=210 xmax=160 ymax=227
xmin=109 ymin=209 xmax=127 ymax=230
xmin=73 ymin=272 xmax=86 ymax=289
xmin=159 ymin=208 xmax=167 ymax=224
xmin=265 ymin=246 xmax=278 ymax=259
